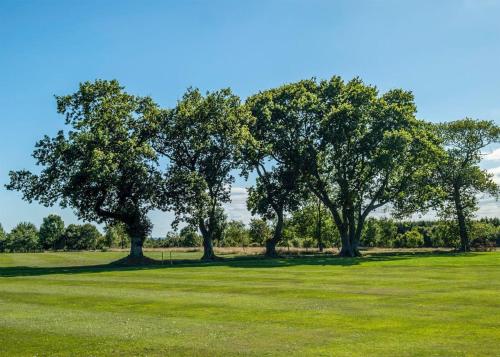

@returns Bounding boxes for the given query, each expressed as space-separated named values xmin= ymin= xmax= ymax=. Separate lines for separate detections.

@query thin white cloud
xmin=488 ymin=166 xmax=500 ymax=184
xmin=483 ymin=148 xmax=500 ymax=161
xmin=224 ymin=186 xmax=251 ymax=223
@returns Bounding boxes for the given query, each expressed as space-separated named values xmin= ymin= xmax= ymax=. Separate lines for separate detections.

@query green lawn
xmin=0 ymin=251 xmax=498 ymax=356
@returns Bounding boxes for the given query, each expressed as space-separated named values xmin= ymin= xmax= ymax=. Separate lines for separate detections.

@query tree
xmin=243 ymin=96 xmax=306 ymax=257
xmin=179 ymin=226 xmax=202 ymax=247
xmin=395 ymin=228 xmax=424 ymax=248
xmin=285 ymin=201 xmax=340 ymax=249
xmin=63 ymin=224 xmax=101 ymax=250
xmin=222 ymin=220 xmax=249 ymax=247
xmin=104 ymin=223 xmax=129 ymax=249
xmin=248 ymin=218 xmax=272 ymax=245
xmin=39 ymin=214 xmax=65 ymax=250
xmin=362 ymin=218 xmax=380 ymax=247
xmin=377 ymin=218 xmax=398 ymax=247
xmin=7 ymin=80 xmax=163 ymax=261
xmin=245 ymin=166 xmax=305 ymax=256
xmin=0 ymin=223 xmax=7 ymax=252
xmin=433 ymin=119 xmax=500 ymax=251
xmin=155 ymin=88 xmax=252 ymax=260
xmin=247 ymin=76 xmax=439 ymax=257
xmin=7 ymin=222 xmax=40 ymax=252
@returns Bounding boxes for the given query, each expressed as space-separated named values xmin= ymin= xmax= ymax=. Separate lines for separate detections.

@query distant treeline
xmin=0 ymin=215 xmax=127 ymax=253
xmin=2 ymin=209 xmax=498 ymax=253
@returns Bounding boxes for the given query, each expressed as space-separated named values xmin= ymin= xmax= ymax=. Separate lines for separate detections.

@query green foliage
xmin=103 ymin=223 xmax=129 ymax=249
xmin=7 ymin=80 xmax=163 ymax=257
xmin=470 ymin=222 xmax=500 ymax=250
xmin=432 ymin=119 xmax=500 ymax=251
xmin=376 ymin=219 xmax=398 ymax=247
xmin=395 ymin=229 xmax=424 ymax=248
xmin=246 ymin=76 xmax=440 ymax=256
xmin=145 ymin=227 xmax=202 ymax=248
xmin=39 ymin=214 xmax=65 ymax=250
xmin=361 ymin=218 xmax=380 ymax=247
xmin=285 ymin=201 xmax=340 ymax=249
xmin=64 ymin=224 xmax=101 ymax=250
xmin=221 ymin=220 xmax=250 ymax=247
xmin=179 ymin=226 xmax=202 ymax=247
xmin=155 ymin=88 xmax=252 ymax=259
xmin=248 ymin=218 xmax=272 ymax=245
xmin=0 ymin=223 xmax=6 ymax=252
xmin=6 ymin=222 xmax=40 ymax=252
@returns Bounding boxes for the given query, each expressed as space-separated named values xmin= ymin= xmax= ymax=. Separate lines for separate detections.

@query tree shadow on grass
xmin=0 ymin=250 xmax=484 ymax=278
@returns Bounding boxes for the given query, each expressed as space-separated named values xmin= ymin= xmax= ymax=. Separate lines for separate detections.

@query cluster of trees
xmin=6 ymin=77 xmax=499 ymax=261
xmin=0 ymin=215 xmax=130 ymax=253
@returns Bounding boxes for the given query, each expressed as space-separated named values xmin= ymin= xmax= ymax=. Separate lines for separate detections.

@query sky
xmin=1 ymin=0 xmax=499 ymax=236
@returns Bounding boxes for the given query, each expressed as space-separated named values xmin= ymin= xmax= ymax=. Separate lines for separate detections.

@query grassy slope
xmin=0 ymin=251 xmax=498 ymax=356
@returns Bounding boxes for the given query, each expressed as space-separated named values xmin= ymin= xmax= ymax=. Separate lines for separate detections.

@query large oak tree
xmin=7 ymin=80 xmax=163 ymax=261
xmin=155 ymin=88 xmax=252 ymax=260
xmin=248 ymin=76 xmax=440 ymax=256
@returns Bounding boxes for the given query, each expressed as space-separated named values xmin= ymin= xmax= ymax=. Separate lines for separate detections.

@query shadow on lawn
xmin=0 ymin=250 xmax=480 ymax=278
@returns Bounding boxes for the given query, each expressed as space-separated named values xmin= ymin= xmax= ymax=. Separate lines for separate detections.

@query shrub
xmin=7 ymin=222 xmax=40 ymax=252
xmin=395 ymin=229 xmax=424 ymax=248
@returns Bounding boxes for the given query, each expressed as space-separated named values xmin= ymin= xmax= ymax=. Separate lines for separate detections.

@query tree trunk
xmin=338 ymin=230 xmax=362 ymax=257
xmin=265 ymin=210 xmax=284 ymax=258
xmin=129 ymin=236 xmax=144 ymax=258
xmin=201 ymin=235 xmax=216 ymax=260
xmin=453 ymin=185 xmax=470 ymax=252
xmin=317 ymin=199 xmax=323 ymax=252
xmin=199 ymin=219 xmax=217 ymax=260
xmin=265 ymin=239 xmax=279 ymax=257
xmin=339 ymin=233 xmax=354 ymax=257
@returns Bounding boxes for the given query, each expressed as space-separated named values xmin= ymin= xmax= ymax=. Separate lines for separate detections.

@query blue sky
xmin=1 ymin=0 xmax=499 ymax=236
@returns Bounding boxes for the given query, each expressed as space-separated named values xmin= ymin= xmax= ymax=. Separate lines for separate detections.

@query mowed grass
xmin=0 ymin=251 xmax=499 ymax=356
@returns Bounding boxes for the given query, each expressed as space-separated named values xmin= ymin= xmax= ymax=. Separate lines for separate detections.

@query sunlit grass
xmin=0 ymin=251 xmax=498 ymax=356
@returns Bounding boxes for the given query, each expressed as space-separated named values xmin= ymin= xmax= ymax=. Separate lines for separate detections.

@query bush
xmin=7 ymin=222 xmax=40 ymax=252
xmin=0 ymin=223 xmax=6 ymax=252
xmin=63 ymin=224 xmax=101 ymax=250
xmin=221 ymin=220 xmax=249 ymax=247
xmin=248 ymin=218 xmax=272 ymax=245
xmin=302 ymin=236 xmax=315 ymax=249
xmin=470 ymin=222 xmax=499 ymax=251
xmin=179 ymin=227 xmax=202 ymax=247
xmin=395 ymin=229 xmax=424 ymax=248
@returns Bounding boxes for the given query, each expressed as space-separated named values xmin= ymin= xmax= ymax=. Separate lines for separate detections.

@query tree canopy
xmin=154 ymin=88 xmax=252 ymax=260
xmin=432 ymin=119 xmax=500 ymax=251
xmin=7 ymin=80 xmax=163 ymax=260
xmin=247 ymin=76 xmax=441 ymax=256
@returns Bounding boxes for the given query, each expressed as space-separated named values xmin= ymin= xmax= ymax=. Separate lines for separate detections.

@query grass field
xmin=0 ymin=251 xmax=499 ymax=356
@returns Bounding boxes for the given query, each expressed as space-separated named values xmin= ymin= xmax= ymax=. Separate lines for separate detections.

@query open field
xmin=1 ymin=251 xmax=499 ymax=356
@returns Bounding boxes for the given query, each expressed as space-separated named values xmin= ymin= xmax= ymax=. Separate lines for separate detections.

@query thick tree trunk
xmin=265 ymin=239 xmax=279 ymax=257
xmin=199 ymin=219 xmax=217 ymax=261
xmin=453 ymin=185 xmax=470 ymax=252
xmin=265 ymin=210 xmax=284 ymax=257
xmin=338 ymin=230 xmax=362 ymax=257
xmin=129 ymin=236 xmax=144 ymax=258
xmin=338 ymin=233 xmax=354 ymax=257
xmin=201 ymin=235 xmax=216 ymax=260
